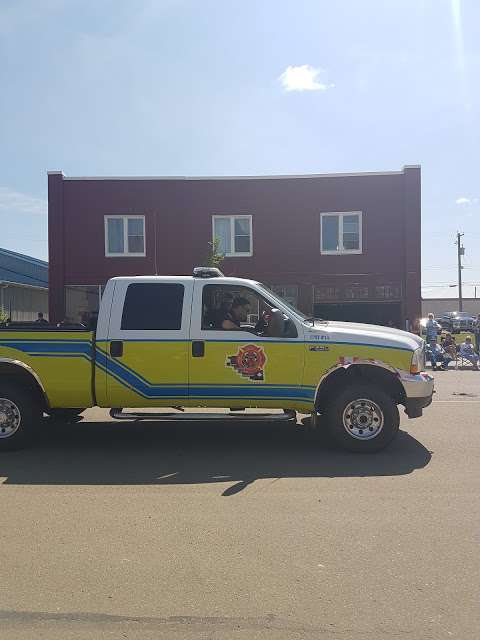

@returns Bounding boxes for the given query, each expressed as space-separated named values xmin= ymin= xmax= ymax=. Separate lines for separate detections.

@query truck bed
xmin=0 ymin=328 xmax=95 ymax=408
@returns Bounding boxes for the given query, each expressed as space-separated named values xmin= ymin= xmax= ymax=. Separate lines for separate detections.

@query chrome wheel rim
xmin=0 ymin=398 xmax=21 ymax=439
xmin=342 ymin=398 xmax=384 ymax=440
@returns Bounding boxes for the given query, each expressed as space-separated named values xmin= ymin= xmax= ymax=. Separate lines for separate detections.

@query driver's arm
xmin=221 ymin=318 xmax=239 ymax=330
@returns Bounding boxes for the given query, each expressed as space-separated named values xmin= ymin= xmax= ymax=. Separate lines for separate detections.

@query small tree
xmin=0 ymin=307 xmax=8 ymax=325
xmin=205 ymin=236 xmax=225 ymax=269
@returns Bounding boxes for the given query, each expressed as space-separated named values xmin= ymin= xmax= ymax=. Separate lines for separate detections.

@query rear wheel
xmin=0 ymin=382 xmax=41 ymax=451
xmin=324 ymin=384 xmax=399 ymax=452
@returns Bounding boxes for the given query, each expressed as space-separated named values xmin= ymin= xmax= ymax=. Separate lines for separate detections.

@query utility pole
xmin=455 ymin=232 xmax=465 ymax=312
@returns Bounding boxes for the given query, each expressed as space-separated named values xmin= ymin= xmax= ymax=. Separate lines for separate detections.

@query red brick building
xmin=48 ymin=166 xmax=421 ymax=328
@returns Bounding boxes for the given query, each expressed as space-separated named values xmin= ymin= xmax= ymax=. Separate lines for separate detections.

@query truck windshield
xmin=254 ymin=283 xmax=308 ymax=321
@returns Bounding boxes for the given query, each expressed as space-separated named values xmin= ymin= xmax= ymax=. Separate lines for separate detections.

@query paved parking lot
xmin=0 ymin=372 xmax=479 ymax=639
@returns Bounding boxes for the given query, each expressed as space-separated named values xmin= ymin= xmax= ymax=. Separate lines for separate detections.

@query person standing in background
xmin=35 ymin=312 xmax=49 ymax=325
xmin=413 ymin=318 xmax=421 ymax=335
xmin=425 ymin=313 xmax=441 ymax=345
xmin=473 ymin=314 xmax=480 ymax=354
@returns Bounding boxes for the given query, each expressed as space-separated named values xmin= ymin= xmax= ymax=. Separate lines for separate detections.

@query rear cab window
xmin=121 ymin=283 xmax=185 ymax=330
xmin=104 ymin=279 xmax=194 ymax=341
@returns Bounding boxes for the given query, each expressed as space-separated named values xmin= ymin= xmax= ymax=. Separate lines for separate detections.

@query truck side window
xmin=121 ymin=283 xmax=184 ymax=330
xmin=202 ymin=285 xmax=259 ymax=330
xmin=201 ymin=284 xmax=297 ymax=338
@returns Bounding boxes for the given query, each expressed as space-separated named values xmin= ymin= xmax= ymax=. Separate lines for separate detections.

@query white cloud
xmin=455 ymin=196 xmax=478 ymax=205
xmin=279 ymin=65 xmax=334 ymax=92
xmin=0 ymin=187 xmax=46 ymax=216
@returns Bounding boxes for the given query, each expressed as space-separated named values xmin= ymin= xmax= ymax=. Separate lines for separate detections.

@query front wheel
xmin=324 ymin=384 xmax=399 ymax=452
xmin=0 ymin=382 xmax=41 ymax=451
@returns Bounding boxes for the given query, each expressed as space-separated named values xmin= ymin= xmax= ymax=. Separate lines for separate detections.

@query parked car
xmin=437 ymin=313 xmax=455 ymax=332
xmin=438 ymin=311 xmax=476 ymax=333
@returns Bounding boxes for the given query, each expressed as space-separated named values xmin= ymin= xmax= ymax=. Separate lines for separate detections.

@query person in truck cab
xmin=211 ymin=292 xmax=234 ymax=328
xmin=221 ymin=296 xmax=250 ymax=330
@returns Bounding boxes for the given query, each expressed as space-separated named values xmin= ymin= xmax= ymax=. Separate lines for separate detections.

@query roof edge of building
xmin=51 ymin=165 xmax=420 ymax=182
xmin=0 ymin=247 xmax=48 ymax=268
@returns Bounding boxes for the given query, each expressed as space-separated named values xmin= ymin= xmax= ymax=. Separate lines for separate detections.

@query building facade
xmin=48 ymin=166 xmax=421 ymax=328
xmin=0 ymin=247 xmax=48 ymax=321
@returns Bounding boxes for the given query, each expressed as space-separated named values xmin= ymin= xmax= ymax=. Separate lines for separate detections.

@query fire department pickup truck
xmin=0 ymin=268 xmax=433 ymax=452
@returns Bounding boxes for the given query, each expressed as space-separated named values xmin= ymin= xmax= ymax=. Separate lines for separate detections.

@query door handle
xmin=192 ymin=341 xmax=205 ymax=357
xmin=110 ymin=340 xmax=123 ymax=358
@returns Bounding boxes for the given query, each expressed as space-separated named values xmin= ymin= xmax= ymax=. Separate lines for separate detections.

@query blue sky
xmin=0 ymin=0 xmax=479 ymax=298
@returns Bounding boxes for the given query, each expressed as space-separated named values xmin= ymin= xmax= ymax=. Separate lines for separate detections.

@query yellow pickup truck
xmin=0 ymin=268 xmax=433 ymax=452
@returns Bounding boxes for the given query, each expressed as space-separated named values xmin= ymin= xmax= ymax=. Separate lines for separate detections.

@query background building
xmin=0 ymin=247 xmax=48 ymax=321
xmin=48 ymin=165 xmax=421 ymax=328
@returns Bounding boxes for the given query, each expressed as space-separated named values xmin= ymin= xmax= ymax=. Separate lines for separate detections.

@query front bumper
xmin=399 ymin=371 xmax=434 ymax=418
xmin=404 ymin=394 xmax=433 ymax=418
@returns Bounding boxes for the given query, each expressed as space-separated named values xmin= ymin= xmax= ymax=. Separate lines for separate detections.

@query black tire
xmin=0 ymin=382 xmax=41 ymax=451
xmin=46 ymin=408 xmax=86 ymax=421
xmin=324 ymin=384 xmax=399 ymax=453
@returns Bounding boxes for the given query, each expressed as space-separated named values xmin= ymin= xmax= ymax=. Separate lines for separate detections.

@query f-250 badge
xmin=227 ymin=344 xmax=266 ymax=381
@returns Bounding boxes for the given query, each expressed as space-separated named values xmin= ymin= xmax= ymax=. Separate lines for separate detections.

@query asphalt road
xmin=0 ymin=371 xmax=479 ymax=639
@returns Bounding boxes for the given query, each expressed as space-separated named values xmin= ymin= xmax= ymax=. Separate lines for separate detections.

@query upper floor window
xmin=105 ymin=215 xmax=145 ymax=257
xmin=320 ymin=212 xmax=362 ymax=255
xmin=212 ymin=215 xmax=252 ymax=257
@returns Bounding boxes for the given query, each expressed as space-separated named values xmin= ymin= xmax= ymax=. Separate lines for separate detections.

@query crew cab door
xmin=102 ymin=279 xmax=193 ymax=407
xmin=188 ymin=281 xmax=308 ymax=410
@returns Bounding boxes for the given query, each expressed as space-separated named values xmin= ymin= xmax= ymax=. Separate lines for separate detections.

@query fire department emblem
xmin=227 ymin=344 xmax=267 ymax=381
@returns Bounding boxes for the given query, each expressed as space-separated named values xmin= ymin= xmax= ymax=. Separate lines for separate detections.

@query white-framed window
xmin=212 ymin=215 xmax=253 ymax=257
xmin=105 ymin=215 xmax=146 ymax=257
xmin=320 ymin=211 xmax=362 ymax=255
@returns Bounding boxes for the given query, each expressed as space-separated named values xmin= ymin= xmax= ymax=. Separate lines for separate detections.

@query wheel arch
xmin=0 ymin=359 xmax=49 ymax=411
xmin=314 ymin=362 xmax=406 ymax=413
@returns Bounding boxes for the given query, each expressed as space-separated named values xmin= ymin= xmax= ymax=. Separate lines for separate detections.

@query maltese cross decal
xmin=227 ymin=344 xmax=267 ymax=381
